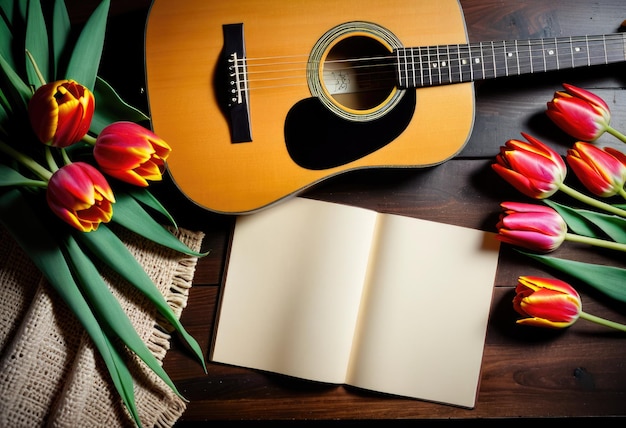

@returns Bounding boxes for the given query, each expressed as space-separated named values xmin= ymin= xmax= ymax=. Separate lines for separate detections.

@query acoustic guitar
xmin=145 ymin=0 xmax=626 ymax=214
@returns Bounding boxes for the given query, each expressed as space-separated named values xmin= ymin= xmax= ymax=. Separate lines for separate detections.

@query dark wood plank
xmin=64 ymin=0 xmax=626 ymax=424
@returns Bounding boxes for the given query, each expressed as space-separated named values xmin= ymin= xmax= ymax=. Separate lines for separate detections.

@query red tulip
xmin=605 ymin=147 xmax=626 ymax=167
xmin=492 ymin=133 xmax=567 ymax=199
xmin=46 ymin=162 xmax=115 ymax=232
xmin=513 ymin=276 xmax=581 ymax=328
xmin=546 ymin=83 xmax=611 ymax=141
xmin=496 ymin=202 xmax=567 ymax=252
xmin=93 ymin=122 xmax=171 ymax=187
xmin=566 ymin=142 xmax=626 ymax=197
xmin=28 ymin=80 xmax=95 ymax=147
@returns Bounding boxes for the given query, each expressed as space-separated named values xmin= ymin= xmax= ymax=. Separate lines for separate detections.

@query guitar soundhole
xmin=323 ymin=36 xmax=397 ymax=112
xmin=308 ymin=22 xmax=405 ymax=122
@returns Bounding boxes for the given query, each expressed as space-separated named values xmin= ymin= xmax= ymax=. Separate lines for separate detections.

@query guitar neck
xmin=395 ymin=33 xmax=626 ymax=88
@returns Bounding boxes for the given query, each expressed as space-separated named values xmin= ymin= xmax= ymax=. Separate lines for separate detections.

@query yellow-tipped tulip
xmin=513 ymin=276 xmax=581 ymax=328
xmin=28 ymin=80 xmax=95 ymax=147
xmin=46 ymin=162 xmax=115 ymax=232
xmin=93 ymin=121 xmax=171 ymax=187
xmin=566 ymin=142 xmax=626 ymax=198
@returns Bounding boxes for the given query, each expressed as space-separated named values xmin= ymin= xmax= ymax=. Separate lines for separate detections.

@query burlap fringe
xmin=0 ymin=224 xmax=205 ymax=427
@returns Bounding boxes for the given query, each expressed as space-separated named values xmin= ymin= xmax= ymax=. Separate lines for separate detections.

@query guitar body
xmin=145 ymin=0 xmax=474 ymax=214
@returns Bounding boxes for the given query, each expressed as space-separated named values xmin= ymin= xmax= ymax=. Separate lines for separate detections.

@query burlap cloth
xmin=0 ymin=224 xmax=205 ymax=427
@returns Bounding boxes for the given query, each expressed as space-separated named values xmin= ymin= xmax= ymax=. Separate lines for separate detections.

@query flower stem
xmin=82 ymin=134 xmax=97 ymax=145
xmin=579 ymin=311 xmax=626 ymax=332
xmin=565 ymin=232 xmax=626 ymax=252
xmin=45 ymin=146 xmax=59 ymax=173
xmin=559 ymin=183 xmax=626 ymax=217
xmin=0 ymin=140 xmax=52 ymax=181
xmin=61 ymin=148 xmax=72 ymax=166
xmin=606 ymin=126 xmax=626 ymax=144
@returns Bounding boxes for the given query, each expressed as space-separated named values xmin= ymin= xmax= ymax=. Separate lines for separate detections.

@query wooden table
xmin=81 ymin=0 xmax=626 ymax=424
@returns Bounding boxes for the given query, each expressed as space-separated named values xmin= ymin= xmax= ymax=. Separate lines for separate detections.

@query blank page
xmin=346 ymin=213 xmax=500 ymax=408
xmin=211 ymin=197 xmax=378 ymax=383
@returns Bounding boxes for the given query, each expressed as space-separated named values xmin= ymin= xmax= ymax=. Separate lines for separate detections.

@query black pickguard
xmin=284 ymin=91 xmax=416 ymax=170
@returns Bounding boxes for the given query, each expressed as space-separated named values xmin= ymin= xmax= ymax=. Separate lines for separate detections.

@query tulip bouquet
xmin=493 ymin=83 xmax=626 ymax=332
xmin=0 ymin=0 xmax=205 ymax=426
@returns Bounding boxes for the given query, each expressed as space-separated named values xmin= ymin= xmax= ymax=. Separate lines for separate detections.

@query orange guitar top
xmin=145 ymin=0 xmax=475 ymax=213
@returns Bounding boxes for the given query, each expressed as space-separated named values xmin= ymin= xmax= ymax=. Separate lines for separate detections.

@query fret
xmin=516 ymin=39 xmax=532 ymax=74
xmin=541 ymin=38 xmax=559 ymax=72
xmin=493 ymin=40 xmax=508 ymax=77
xmin=432 ymin=45 xmax=442 ymax=85
xmin=446 ymin=45 xmax=454 ymax=83
xmin=467 ymin=43 xmax=484 ymax=80
xmin=504 ymin=40 xmax=521 ymax=76
xmin=448 ymin=44 xmax=462 ymax=83
xmin=514 ymin=40 xmax=521 ymax=74
xmin=459 ymin=44 xmax=473 ymax=82
xmin=481 ymin=42 xmax=496 ymax=79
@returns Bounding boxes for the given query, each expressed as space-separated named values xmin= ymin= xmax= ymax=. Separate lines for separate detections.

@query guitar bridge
xmin=218 ymin=23 xmax=252 ymax=143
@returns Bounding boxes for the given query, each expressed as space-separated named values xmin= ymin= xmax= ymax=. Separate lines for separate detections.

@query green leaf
xmin=76 ymin=224 xmax=207 ymax=372
xmin=112 ymin=191 xmax=205 ymax=257
xmin=51 ymin=0 xmax=70 ymax=79
xmin=0 ymin=163 xmax=46 ymax=187
xmin=64 ymin=0 xmax=110 ymax=91
xmin=576 ymin=210 xmax=626 ymax=244
xmin=544 ymin=200 xmax=600 ymax=238
xmin=0 ymin=51 xmax=31 ymax=116
xmin=25 ymin=0 xmax=48 ymax=86
xmin=0 ymin=89 xmax=9 ymax=122
xmin=0 ymin=0 xmax=15 ymax=72
xmin=127 ymin=186 xmax=177 ymax=228
xmin=522 ymin=251 xmax=626 ymax=304
xmin=545 ymin=199 xmax=626 ymax=244
xmin=102 ymin=333 xmax=143 ymax=428
xmin=0 ymin=189 xmax=142 ymax=427
xmin=63 ymin=233 xmax=184 ymax=399
xmin=91 ymin=76 xmax=150 ymax=134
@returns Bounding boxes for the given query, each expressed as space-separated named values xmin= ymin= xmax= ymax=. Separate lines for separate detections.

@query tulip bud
xmin=566 ymin=142 xmax=626 ymax=197
xmin=546 ymin=83 xmax=611 ymax=141
xmin=93 ymin=121 xmax=171 ymax=187
xmin=492 ymin=133 xmax=567 ymax=199
xmin=28 ymin=80 xmax=95 ymax=147
xmin=513 ymin=276 xmax=581 ymax=328
xmin=46 ymin=162 xmax=115 ymax=232
xmin=496 ymin=202 xmax=567 ymax=252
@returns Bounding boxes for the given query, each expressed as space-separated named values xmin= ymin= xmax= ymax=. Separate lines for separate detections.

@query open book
xmin=211 ymin=197 xmax=501 ymax=408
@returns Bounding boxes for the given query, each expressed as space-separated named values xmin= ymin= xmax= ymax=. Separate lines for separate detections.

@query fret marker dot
xmin=507 ymin=53 xmax=513 ymax=57
xmin=461 ymin=59 xmax=468 ymax=65
xmin=548 ymin=49 xmax=554 ymax=55
xmin=474 ymin=58 xmax=480 ymax=64
xmin=575 ymin=47 xmax=581 ymax=52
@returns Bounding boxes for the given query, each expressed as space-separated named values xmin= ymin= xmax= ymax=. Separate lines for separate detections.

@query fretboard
xmin=395 ymin=34 xmax=626 ymax=88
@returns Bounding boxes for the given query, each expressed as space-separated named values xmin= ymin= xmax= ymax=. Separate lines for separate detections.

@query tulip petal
xmin=516 ymin=317 xmax=575 ymax=329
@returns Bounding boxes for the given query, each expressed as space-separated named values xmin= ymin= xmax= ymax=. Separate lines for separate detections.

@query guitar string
xmin=230 ymin=37 xmax=625 ymax=93
xmin=239 ymin=37 xmax=625 ymax=79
